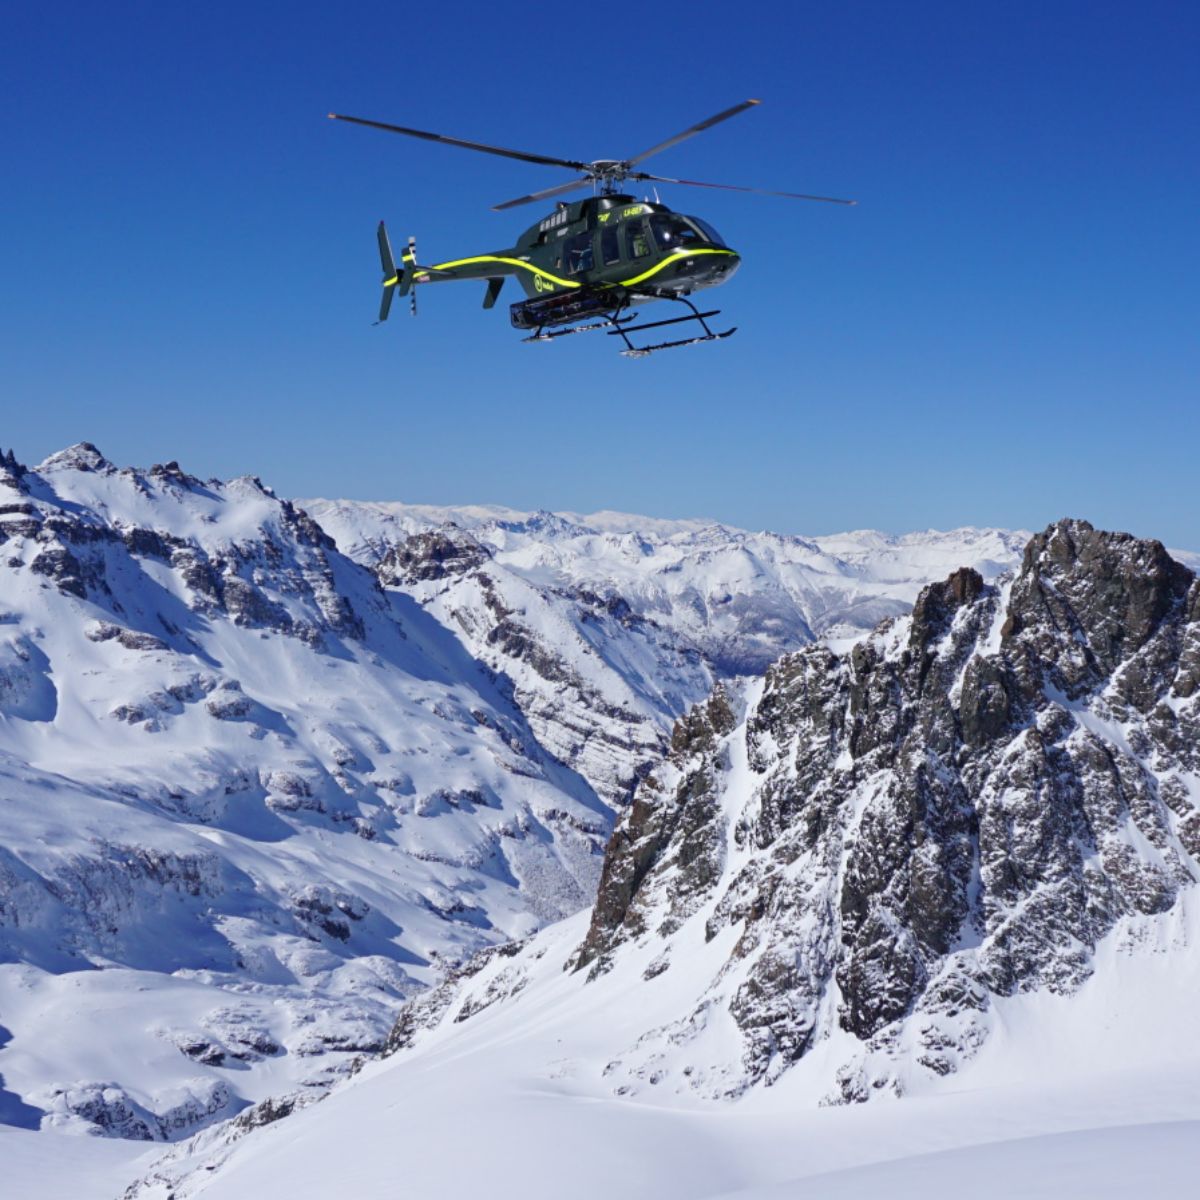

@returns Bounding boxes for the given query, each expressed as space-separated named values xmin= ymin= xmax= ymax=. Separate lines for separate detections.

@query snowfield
xmin=121 ymin=900 xmax=1200 ymax=1199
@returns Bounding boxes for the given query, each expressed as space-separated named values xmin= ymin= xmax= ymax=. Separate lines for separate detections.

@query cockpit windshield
xmin=648 ymin=214 xmax=707 ymax=250
xmin=689 ymin=218 xmax=726 ymax=247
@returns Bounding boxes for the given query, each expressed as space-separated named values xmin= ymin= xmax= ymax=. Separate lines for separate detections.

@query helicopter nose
xmin=715 ymin=250 xmax=740 ymax=278
xmin=677 ymin=248 xmax=741 ymax=287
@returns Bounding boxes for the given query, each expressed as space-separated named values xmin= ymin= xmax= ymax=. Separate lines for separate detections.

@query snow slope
xmin=0 ymin=445 xmax=607 ymax=1140
xmin=124 ymin=900 xmax=1200 ymax=1199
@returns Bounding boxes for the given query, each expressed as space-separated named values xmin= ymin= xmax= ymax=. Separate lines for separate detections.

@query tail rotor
xmin=375 ymin=223 xmax=420 ymax=323
xmin=402 ymin=236 xmax=418 ymax=316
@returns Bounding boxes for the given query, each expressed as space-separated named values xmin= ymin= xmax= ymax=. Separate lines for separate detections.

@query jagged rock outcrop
xmin=552 ymin=520 xmax=1200 ymax=1098
xmin=378 ymin=525 xmax=492 ymax=584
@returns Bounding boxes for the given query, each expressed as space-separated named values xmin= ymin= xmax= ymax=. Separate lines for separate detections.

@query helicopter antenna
xmin=328 ymin=103 xmax=856 ymax=211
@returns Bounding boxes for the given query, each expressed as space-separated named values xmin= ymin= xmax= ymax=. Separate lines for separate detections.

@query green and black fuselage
xmin=381 ymin=193 xmax=740 ymax=331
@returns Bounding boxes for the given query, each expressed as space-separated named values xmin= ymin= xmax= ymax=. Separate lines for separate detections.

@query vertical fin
xmin=377 ymin=221 xmax=398 ymax=323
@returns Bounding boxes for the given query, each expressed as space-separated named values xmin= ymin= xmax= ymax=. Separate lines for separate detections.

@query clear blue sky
xmin=3 ymin=1 xmax=1197 ymax=546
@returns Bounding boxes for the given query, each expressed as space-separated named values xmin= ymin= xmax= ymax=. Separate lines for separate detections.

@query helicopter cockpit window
xmin=648 ymin=214 xmax=705 ymax=250
xmin=565 ymin=231 xmax=594 ymax=274
xmin=600 ymin=225 xmax=621 ymax=265
xmin=624 ymin=219 xmax=650 ymax=259
xmin=690 ymin=218 xmax=726 ymax=247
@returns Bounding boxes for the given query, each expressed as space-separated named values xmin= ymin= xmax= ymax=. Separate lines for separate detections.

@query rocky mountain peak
xmin=909 ymin=565 xmax=986 ymax=652
xmin=1002 ymin=517 xmax=1194 ymax=697
xmin=0 ymin=446 xmax=28 ymax=481
xmin=37 ymin=441 xmax=115 ymax=474
xmin=147 ymin=459 xmax=204 ymax=489
xmin=458 ymin=520 xmax=1200 ymax=1102
xmin=378 ymin=524 xmax=492 ymax=585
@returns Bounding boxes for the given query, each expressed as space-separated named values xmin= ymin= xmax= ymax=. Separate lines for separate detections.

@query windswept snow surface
xmin=132 ymin=899 xmax=1200 ymax=1200
xmin=3 ymin=1125 xmax=157 ymax=1200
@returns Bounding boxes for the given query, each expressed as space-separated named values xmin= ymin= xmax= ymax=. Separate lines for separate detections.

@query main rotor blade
xmin=328 ymin=113 xmax=590 ymax=172
xmin=624 ymin=99 xmax=762 ymax=168
xmin=492 ymin=177 xmax=594 ymax=212
xmin=633 ymin=172 xmax=857 ymax=205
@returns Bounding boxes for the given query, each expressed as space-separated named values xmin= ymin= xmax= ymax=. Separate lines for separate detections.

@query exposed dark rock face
xmin=573 ymin=685 xmax=736 ymax=974
xmin=378 ymin=525 xmax=491 ymax=584
xmin=570 ymin=519 xmax=1199 ymax=1098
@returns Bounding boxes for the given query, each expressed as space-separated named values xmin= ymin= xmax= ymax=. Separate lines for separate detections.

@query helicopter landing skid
xmin=519 ymin=294 xmax=735 ymax=356
xmin=521 ymin=314 xmax=634 ymax=343
xmin=606 ymin=295 xmax=736 ymax=357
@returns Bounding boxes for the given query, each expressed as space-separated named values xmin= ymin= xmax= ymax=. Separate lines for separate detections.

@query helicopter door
xmin=623 ymin=218 xmax=651 ymax=261
xmin=599 ymin=224 xmax=622 ymax=267
xmin=563 ymin=231 xmax=594 ymax=276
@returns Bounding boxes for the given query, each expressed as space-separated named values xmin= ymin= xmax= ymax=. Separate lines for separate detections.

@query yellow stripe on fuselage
xmin=617 ymin=248 xmax=738 ymax=288
xmin=420 ymin=247 xmax=738 ymax=293
xmin=430 ymin=255 xmax=581 ymax=290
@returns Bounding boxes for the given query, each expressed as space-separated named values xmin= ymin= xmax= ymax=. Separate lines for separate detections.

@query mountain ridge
xmin=374 ymin=517 xmax=1199 ymax=1103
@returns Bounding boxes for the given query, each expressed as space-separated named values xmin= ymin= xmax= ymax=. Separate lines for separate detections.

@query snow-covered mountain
xmin=303 ymin=498 xmax=1026 ymax=804
xmin=8 ymin=441 xmax=1198 ymax=1198
xmin=0 ymin=445 xmax=607 ymax=1141
xmin=112 ymin=519 xmax=1200 ymax=1200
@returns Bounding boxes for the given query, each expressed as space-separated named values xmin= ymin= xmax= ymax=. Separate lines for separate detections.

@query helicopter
xmin=329 ymin=100 xmax=855 ymax=357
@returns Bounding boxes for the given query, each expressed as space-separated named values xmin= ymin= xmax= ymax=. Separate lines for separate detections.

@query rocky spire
xmin=0 ymin=446 xmax=28 ymax=479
